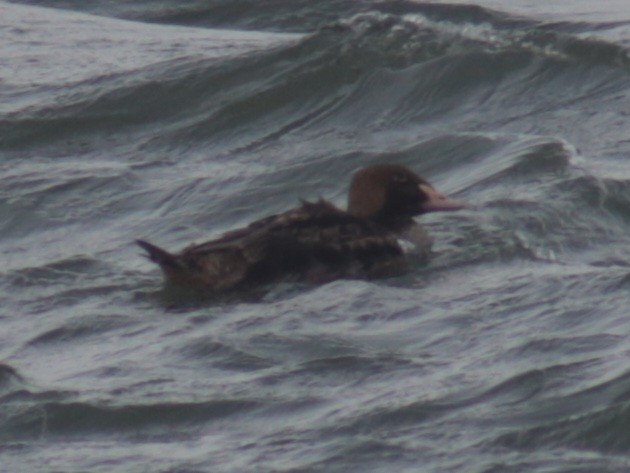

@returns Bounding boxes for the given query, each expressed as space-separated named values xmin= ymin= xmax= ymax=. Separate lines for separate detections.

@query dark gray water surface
xmin=2 ymin=1 xmax=630 ymax=471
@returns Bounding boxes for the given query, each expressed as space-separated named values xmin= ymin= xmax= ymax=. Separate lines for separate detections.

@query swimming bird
xmin=137 ymin=164 xmax=464 ymax=291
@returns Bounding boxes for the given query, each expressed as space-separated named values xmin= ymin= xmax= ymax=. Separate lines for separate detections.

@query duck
xmin=137 ymin=164 xmax=464 ymax=291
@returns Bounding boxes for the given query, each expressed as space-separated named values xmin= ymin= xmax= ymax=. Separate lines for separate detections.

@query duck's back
xmin=144 ymin=199 xmax=406 ymax=291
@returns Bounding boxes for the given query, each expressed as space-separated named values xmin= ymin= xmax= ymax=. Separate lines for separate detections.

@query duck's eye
xmin=393 ymin=173 xmax=408 ymax=183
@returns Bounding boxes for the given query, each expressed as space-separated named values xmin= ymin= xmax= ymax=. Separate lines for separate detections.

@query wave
xmin=56 ymin=0 xmax=630 ymax=70
xmin=495 ymin=368 xmax=630 ymax=453
xmin=0 ymin=364 xmax=25 ymax=396
xmin=1 ymin=397 xmax=260 ymax=440
xmin=4 ymin=2 xmax=629 ymax=153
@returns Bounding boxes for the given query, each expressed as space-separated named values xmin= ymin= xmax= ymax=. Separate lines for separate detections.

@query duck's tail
xmin=136 ymin=239 xmax=180 ymax=270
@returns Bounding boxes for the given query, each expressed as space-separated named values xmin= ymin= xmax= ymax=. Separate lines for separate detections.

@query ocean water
xmin=2 ymin=1 xmax=630 ymax=471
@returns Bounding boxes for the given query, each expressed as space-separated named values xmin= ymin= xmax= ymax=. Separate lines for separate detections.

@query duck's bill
xmin=419 ymin=184 xmax=466 ymax=213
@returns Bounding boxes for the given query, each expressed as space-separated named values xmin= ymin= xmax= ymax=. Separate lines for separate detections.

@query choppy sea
xmin=2 ymin=1 xmax=630 ymax=471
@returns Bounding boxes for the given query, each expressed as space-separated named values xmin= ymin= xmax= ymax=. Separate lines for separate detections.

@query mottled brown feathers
xmin=168 ymin=199 xmax=404 ymax=289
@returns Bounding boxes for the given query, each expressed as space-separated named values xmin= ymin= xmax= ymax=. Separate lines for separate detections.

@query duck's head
xmin=347 ymin=164 xmax=464 ymax=229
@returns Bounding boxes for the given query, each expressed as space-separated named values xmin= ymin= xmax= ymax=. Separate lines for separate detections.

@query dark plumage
xmin=137 ymin=164 xmax=464 ymax=291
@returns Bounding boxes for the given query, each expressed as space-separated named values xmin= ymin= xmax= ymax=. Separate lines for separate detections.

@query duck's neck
xmin=370 ymin=214 xmax=416 ymax=234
